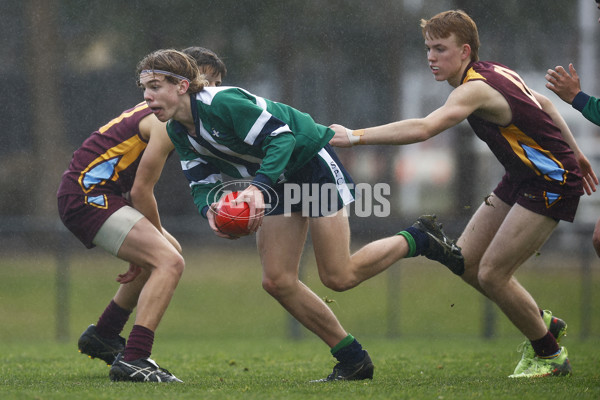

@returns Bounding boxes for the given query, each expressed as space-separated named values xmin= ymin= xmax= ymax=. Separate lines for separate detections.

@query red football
xmin=214 ymin=192 xmax=252 ymax=237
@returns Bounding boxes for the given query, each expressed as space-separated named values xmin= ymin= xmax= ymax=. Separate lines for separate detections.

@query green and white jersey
xmin=167 ymin=87 xmax=334 ymax=216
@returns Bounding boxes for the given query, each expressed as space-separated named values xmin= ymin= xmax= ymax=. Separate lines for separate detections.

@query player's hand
xmin=207 ymin=201 xmax=240 ymax=239
xmin=328 ymin=124 xmax=353 ymax=147
xmin=575 ymin=152 xmax=598 ymax=196
xmin=116 ymin=263 xmax=142 ymax=283
xmin=232 ymin=185 xmax=264 ymax=233
xmin=545 ymin=64 xmax=581 ymax=104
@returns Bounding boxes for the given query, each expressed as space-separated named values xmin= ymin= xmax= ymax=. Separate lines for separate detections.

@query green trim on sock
xmin=330 ymin=334 xmax=355 ymax=355
xmin=397 ymin=231 xmax=416 ymax=257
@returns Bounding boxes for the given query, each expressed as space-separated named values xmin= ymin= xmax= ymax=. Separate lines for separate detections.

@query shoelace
xmin=148 ymin=359 xmax=175 ymax=376
xmin=516 ymin=341 xmax=528 ymax=354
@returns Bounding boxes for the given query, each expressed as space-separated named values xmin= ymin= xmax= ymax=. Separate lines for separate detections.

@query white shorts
xmin=92 ymin=206 xmax=144 ymax=256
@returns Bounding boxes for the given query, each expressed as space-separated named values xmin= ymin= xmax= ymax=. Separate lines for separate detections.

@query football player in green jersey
xmin=136 ymin=48 xmax=465 ymax=381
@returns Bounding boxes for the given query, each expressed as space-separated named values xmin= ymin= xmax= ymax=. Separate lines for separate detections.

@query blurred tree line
xmin=0 ymin=0 xmax=585 ymax=230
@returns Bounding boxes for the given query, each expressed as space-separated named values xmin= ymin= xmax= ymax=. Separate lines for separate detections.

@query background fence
xmin=1 ymin=215 xmax=597 ymax=343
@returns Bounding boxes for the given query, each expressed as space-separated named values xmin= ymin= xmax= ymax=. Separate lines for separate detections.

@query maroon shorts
xmin=57 ymin=193 xmax=129 ymax=248
xmin=493 ymin=174 xmax=580 ymax=222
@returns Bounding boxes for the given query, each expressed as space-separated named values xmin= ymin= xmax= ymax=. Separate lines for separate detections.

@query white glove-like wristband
xmin=346 ymin=128 xmax=365 ymax=145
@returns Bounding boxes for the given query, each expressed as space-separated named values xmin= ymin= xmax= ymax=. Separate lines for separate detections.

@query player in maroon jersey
xmin=329 ymin=10 xmax=597 ymax=378
xmin=57 ymin=47 xmax=226 ymax=383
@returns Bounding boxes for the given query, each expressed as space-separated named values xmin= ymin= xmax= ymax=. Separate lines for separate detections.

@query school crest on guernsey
xmin=211 ymin=128 xmax=221 ymax=137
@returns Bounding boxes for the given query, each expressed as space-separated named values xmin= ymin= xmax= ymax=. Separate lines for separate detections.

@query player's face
xmin=425 ymin=33 xmax=467 ymax=87
xmin=200 ymin=67 xmax=223 ymax=87
xmin=139 ymin=73 xmax=185 ymax=122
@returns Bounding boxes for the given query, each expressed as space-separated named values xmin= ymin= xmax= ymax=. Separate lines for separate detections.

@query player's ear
xmin=178 ymin=79 xmax=189 ymax=94
xmin=461 ymin=44 xmax=471 ymax=61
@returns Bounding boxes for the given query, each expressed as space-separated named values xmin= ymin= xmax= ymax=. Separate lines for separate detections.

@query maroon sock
xmin=123 ymin=325 xmax=154 ymax=361
xmin=531 ymin=331 xmax=560 ymax=358
xmin=95 ymin=300 xmax=131 ymax=339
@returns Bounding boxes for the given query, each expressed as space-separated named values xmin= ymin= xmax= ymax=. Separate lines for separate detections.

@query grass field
xmin=1 ymin=244 xmax=599 ymax=399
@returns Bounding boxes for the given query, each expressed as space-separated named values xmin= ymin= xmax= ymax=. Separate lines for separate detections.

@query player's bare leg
xmin=107 ymin=217 xmax=184 ymax=382
xmin=458 ymin=197 xmax=552 ymax=338
xmin=257 ymin=213 xmax=348 ymax=347
xmin=451 ymin=195 xmax=569 ymax=377
xmin=258 ymin=212 xmax=374 ymax=381
xmin=457 ymin=194 xmax=511 ymax=294
xmin=309 ymin=209 xmax=409 ymax=291
xmin=458 ymin=195 xmax=541 ymax=307
xmin=117 ymin=218 xmax=184 ymax=331
xmin=473 ymin=204 xmax=557 ymax=339
xmin=474 ymin=204 xmax=570 ymax=377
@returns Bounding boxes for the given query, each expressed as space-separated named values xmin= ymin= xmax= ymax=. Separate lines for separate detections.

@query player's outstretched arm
xmin=329 ymin=84 xmax=481 ymax=148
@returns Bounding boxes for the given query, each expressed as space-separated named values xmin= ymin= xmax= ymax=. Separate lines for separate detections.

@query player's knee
xmin=262 ymin=275 xmax=295 ymax=298
xmin=476 ymin=266 xmax=500 ymax=293
xmin=158 ymin=251 xmax=185 ymax=280
xmin=320 ymin=275 xmax=356 ymax=292
xmin=172 ymin=253 xmax=185 ymax=277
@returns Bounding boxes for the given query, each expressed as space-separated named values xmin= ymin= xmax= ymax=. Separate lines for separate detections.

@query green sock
xmin=330 ymin=334 xmax=355 ymax=355
xmin=396 ymin=231 xmax=416 ymax=257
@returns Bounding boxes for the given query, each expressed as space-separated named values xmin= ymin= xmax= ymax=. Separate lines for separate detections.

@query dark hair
xmin=182 ymin=47 xmax=227 ymax=79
